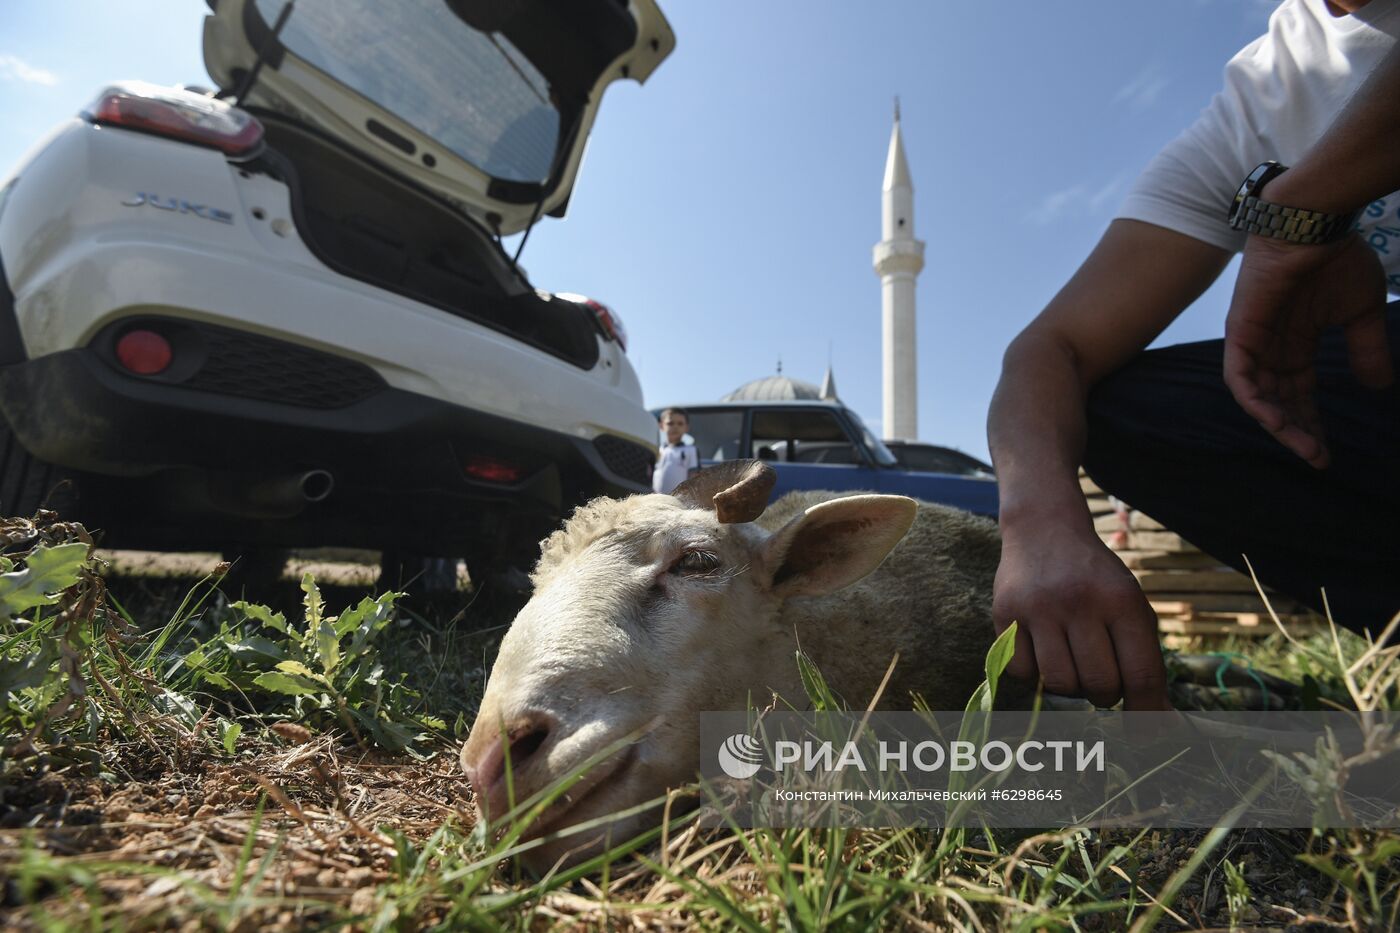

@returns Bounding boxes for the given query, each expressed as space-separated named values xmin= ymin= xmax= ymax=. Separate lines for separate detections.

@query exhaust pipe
xmin=297 ymin=469 xmax=334 ymax=503
xmin=186 ymin=469 xmax=336 ymax=519
xmin=167 ymin=469 xmax=337 ymax=520
xmin=242 ymin=470 xmax=334 ymax=514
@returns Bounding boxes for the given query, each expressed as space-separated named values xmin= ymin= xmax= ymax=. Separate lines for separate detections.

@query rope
xmin=1205 ymin=651 xmax=1271 ymax=709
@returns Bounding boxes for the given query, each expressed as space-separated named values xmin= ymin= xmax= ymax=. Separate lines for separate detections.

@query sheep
xmin=460 ymin=458 xmax=1024 ymax=871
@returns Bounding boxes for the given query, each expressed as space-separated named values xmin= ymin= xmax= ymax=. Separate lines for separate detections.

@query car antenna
xmin=229 ymin=0 xmax=297 ymax=107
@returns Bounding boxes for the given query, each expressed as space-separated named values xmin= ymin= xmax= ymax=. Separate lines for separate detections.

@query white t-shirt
xmin=653 ymin=441 xmax=699 ymax=494
xmin=1117 ymin=0 xmax=1400 ymax=294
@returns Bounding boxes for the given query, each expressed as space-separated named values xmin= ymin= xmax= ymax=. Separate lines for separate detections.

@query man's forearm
xmin=1265 ymin=41 xmax=1400 ymax=211
xmin=988 ymin=331 xmax=1097 ymax=539
xmin=988 ymin=222 xmax=1231 ymax=540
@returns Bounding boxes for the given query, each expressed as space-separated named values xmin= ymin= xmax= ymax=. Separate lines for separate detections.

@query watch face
xmin=1228 ymin=161 xmax=1285 ymax=225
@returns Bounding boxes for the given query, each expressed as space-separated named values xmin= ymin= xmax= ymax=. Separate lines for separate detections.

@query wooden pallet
xmin=1151 ymin=597 xmax=1322 ymax=639
xmin=1136 ymin=570 xmax=1272 ymax=594
xmin=1146 ymin=590 xmax=1311 ymax=613
xmin=1156 ymin=613 xmax=1322 ymax=639
xmin=1115 ymin=551 xmax=1224 ymax=571
xmin=1092 ymin=511 xmax=1166 ymax=533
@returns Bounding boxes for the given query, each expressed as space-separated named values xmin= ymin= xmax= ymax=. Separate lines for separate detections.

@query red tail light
xmin=586 ymin=299 xmax=627 ymax=351
xmin=463 ymin=455 xmax=525 ymax=484
xmin=115 ymin=330 xmax=173 ymax=375
xmin=554 ymin=292 xmax=627 ymax=352
xmin=87 ymin=82 xmax=264 ymax=157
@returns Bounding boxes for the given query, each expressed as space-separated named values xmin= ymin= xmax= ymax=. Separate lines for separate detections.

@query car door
xmin=866 ymin=467 xmax=999 ymax=517
xmin=746 ymin=407 xmax=883 ymax=497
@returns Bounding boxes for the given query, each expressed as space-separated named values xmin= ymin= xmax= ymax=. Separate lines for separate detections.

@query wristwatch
xmin=1226 ymin=161 xmax=1360 ymax=244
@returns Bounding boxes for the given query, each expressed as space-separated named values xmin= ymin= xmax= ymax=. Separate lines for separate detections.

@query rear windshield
xmin=255 ymin=0 xmax=561 ymax=183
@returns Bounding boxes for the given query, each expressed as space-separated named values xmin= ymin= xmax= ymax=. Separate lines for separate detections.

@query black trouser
xmin=1083 ymin=302 xmax=1400 ymax=638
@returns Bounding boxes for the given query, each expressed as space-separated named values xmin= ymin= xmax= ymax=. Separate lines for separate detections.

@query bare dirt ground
xmin=3 ymin=733 xmax=474 ymax=929
xmin=94 ymin=548 xmax=468 ymax=589
xmin=1 ymin=553 xmax=506 ymax=929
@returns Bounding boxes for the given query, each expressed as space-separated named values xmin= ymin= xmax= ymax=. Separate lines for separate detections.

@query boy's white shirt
xmin=653 ymin=440 xmax=699 ymax=494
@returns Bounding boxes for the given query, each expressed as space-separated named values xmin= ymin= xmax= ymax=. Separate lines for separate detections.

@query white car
xmin=0 ymin=0 xmax=672 ymax=576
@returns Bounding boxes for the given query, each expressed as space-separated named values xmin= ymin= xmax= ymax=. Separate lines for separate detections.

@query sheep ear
xmin=672 ymin=459 xmax=776 ymax=523
xmin=763 ymin=495 xmax=918 ymax=599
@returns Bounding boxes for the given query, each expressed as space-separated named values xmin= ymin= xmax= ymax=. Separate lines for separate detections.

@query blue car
xmin=656 ymin=400 xmax=998 ymax=518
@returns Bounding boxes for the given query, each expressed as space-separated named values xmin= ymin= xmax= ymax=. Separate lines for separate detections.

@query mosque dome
xmin=722 ymin=363 xmax=840 ymax=402
xmin=722 ymin=374 xmax=822 ymax=401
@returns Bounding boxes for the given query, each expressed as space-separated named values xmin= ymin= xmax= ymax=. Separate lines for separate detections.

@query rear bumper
xmin=0 ymin=119 xmax=652 ymax=452
xmin=0 ymin=347 xmax=652 ymax=553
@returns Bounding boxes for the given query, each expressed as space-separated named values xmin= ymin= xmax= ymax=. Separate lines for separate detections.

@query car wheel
xmin=219 ymin=547 xmax=290 ymax=601
xmin=0 ymin=419 xmax=79 ymax=520
xmin=379 ymin=551 xmax=461 ymax=596
xmin=456 ymin=559 xmax=533 ymax=621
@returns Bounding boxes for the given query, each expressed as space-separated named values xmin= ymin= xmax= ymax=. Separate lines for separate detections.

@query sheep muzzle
xmin=671 ymin=459 xmax=776 ymax=523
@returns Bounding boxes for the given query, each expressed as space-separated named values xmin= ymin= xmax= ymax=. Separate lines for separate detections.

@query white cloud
xmin=0 ymin=54 xmax=58 ymax=86
xmin=1111 ymin=67 xmax=1168 ymax=113
xmin=1088 ymin=173 xmax=1126 ymax=212
xmin=1027 ymin=174 xmax=1127 ymax=226
xmin=1027 ymin=184 xmax=1086 ymax=226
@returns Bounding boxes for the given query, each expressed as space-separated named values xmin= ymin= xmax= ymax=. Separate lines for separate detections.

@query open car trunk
xmin=203 ymin=0 xmax=674 ymax=233
xmin=255 ymin=113 xmax=601 ymax=369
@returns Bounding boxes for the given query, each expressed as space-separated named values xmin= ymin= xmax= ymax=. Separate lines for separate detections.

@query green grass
xmin=1 ymin=514 xmax=1397 ymax=931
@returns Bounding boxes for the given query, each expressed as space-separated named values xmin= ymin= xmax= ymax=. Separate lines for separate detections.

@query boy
xmin=653 ymin=408 xmax=699 ymax=494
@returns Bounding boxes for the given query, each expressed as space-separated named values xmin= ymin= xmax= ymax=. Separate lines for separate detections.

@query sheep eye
xmin=671 ymin=550 xmax=721 ymax=575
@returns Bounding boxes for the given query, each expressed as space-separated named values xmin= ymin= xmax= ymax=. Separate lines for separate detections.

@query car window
xmin=682 ymin=410 xmax=745 ymax=462
xmin=894 ymin=446 xmax=994 ymax=477
xmin=255 ymin=0 xmax=561 ymax=183
xmin=792 ymin=443 xmax=862 ymax=464
xmin=846 ymin=408 xmax=899 ymax=467
xmin=750 ymin=410 xmax=860 ymax=464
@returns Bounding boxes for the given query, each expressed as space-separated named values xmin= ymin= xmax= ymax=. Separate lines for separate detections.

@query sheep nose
xmin=462 ymin=712 xmax=555 ymax=806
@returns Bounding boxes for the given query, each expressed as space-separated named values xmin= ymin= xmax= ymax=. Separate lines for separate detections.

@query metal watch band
xmin=1230 ymin=195 xmax=1359 ymax=245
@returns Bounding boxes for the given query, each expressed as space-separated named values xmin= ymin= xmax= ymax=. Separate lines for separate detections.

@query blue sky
xmin=0 ymin=1 xmax=1279 ymax=459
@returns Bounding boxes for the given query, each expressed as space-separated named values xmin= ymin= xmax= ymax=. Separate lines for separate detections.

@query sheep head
xmin=460 ymin=460 xmax=916 ymax=872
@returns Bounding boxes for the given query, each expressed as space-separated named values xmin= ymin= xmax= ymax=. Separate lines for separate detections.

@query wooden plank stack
xmin=1080 ymin=469 xmax=1322 ymax=639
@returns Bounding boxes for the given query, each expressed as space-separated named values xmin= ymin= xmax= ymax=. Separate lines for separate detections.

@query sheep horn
xmin=671 ymin=459 xmax=776 ymax=524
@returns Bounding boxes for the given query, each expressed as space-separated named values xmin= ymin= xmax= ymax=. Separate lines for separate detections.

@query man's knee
xmin=1081 ymin=354 xmax=1180 ymax=494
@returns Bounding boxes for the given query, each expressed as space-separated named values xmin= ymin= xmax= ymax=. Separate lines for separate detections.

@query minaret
xmin=872 ymin=100 xmax=924 ymax=441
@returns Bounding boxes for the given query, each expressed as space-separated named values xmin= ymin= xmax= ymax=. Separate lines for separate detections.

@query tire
xmin=219 ymin=547 xmax=290 ymax=601
xmin=460 ymin=559 xmax=533 ymax=620
xmin=379 ymin=551 xmax=461 ymax=597
xmin=0 ymin=419 xmax=78 ymax=520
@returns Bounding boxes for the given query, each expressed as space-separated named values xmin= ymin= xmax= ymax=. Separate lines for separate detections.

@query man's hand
xmin=1224 ymin=233 xmax=1391 ymax=469
xmin=993 ymin=523 xmax=1172 ymax=711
